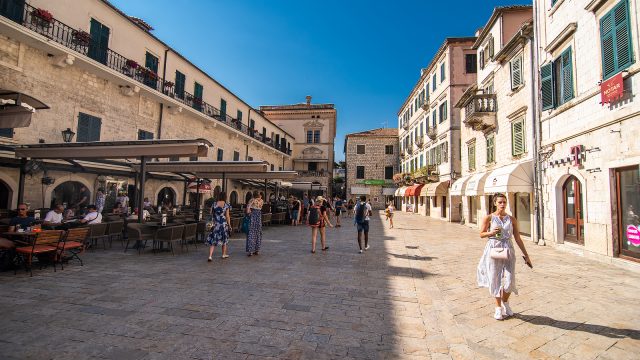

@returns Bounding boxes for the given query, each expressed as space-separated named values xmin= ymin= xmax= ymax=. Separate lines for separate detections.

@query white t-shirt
xmin=44 ymin=210 xmax=63 ymax=224
xmin=83 ymin=212 xmax=102 ymax=224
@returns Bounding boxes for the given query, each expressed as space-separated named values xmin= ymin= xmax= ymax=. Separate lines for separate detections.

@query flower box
xmin=125 ymin=59 xmax=139 ymax=69
xmin=32 ymin=8 xmax=53 ymax=24
xmin=72 ymin=30 xmax=91 ymax=46
xmin=163 ymin=81 xmax=174 ymax=88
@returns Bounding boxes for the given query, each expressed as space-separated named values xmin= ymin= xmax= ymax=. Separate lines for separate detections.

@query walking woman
xmin=385 ymin=202 xmax=395 ymax=228
xmin=308 ymin=196 xmax=333 ymax=253
xmin=477 ymin=193 xmax=532 ymax=320
xmin=346 ymin=199 xmax=355 ymax=218
xmin=206 ymin=191 xmax=231 ymax=262
xmin=245 ymin=191 xmax=263 ymax=256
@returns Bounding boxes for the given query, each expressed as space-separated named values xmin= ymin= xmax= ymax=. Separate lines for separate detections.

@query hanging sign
xmin=600 ymin=73 xmax=624 ymax=104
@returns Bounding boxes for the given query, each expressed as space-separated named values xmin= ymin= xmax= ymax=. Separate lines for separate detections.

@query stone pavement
xmin=0 ymin=211 xmax=639 ymax=359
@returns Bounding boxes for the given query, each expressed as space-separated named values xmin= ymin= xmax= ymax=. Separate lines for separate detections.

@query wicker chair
xmin=182 ymin=223 xmax=198 ymax=250
xmin=125 ymin=223 xmax=155 ymax=254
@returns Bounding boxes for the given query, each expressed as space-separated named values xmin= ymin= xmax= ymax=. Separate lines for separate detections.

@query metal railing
xmin=297 ymin=170 xmax=328 ymax=177
xmin=2 ymin=2 xmax=291 ymax=155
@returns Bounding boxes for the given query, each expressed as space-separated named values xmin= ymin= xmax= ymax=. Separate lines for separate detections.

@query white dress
xmin=477 ymin=214 xmax=518 ymax=297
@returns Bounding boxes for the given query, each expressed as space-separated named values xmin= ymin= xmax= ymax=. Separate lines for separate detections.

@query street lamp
xmin=61 ymin=128 xmax=75 ymax=143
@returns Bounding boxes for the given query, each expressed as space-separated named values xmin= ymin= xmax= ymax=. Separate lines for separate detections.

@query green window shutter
xmin=510 ymin=56 xmax=522 ymax=89
xmin=486 ymin=136 xmax=494 ymax=163
xmin=175 ymin=71 xmax=185 ymax=98
xmin=614 ymin=0 xmax=633 ymax=72
xmin=560 ymin=48 xmax=574 ymax=103
xmin=220 ymin=99 xmax=227 ymax=119
xmin=601 ymin=12 xmax=616 ymax=78
xmin=540 ymin=63 xmax=554 ymax=110
xmin=512 ymin=120 xmax=525 ymax=156
xmin=468 ymin=144 xmax=475 ymax=171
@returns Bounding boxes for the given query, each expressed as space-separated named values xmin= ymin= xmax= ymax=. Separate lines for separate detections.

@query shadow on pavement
xmin=514 ymin=314 xmax=640 ymax=340
xmin=388 ymin=253 xmax=437 ymax=261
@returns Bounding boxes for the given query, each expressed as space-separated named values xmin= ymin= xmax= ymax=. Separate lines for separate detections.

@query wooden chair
xmin=58 ymin=227 xmax=89 ymax=269
xmin=15 ymin=230 xmax=63 ymax=276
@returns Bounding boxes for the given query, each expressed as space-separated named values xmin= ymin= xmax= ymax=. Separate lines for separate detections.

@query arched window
xmin=229 ymin=191 xmax=238 ymax=206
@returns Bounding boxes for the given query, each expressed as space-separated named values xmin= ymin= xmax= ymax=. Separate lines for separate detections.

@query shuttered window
xmin=466 ymin=54 xmax=477 ymax=73
xmin=440 ymin=63 xmax=446 ymax=82
xmin=0 ymin=128 xmax=13 ymax=138
xmin=441 ymin=141 xmax=448 ymax=163
xmin=174 ymin=71 xmax=185 ymax=99
xmin=438 ymin=101 xmax=448 ymax=123
xmin=512 ymin=119 xmax=526 ymax=156
xmin=233 ymin=151 xmax=240 ymax=161
xmin=600 ymin=0 xmax=634 ymax=80
xmin=540 ymin=47 xmax=574 ymax=110
xmin=436 ymin=144 xmax=442 ymax=165
xmin=486 ymin=135 xmax=495 ymax=164
xmin=432 ymin=74 xmax=436 ymax=90
xmin=510 ymin=55 xmax=523 ymax=89
xmin=217 ymin=149 xmax=224 ymax=161
xmin=468 ymin=142 xmax=476 ymax=171
xmin=356 ymin=166 xmax=365 ymax=179
xmin=432 ymin=109 xmax=437 ymax=127
xmin=137 ymin=130 xmax=153 ymax=140
xmin=77 ymin=113 xmax=101 ymax=142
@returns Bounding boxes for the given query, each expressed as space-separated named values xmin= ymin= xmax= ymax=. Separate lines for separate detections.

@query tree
xmin=334 ymin=161 xmax=346 ymax=169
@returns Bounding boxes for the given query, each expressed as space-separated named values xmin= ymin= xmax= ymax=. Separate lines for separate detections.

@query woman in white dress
xmin=477 ymin=193 xmax=532 ymax=320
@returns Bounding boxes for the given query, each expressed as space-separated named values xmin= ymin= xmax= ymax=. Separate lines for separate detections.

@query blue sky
xmin=111 ymin=0 xmax=528 ymax=161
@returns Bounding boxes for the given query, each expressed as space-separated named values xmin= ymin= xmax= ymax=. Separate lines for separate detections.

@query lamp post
xmin=61 ymin=128 xmax=75 ymax=143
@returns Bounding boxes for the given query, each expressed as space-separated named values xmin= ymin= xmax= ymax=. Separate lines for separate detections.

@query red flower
xmin=125 ymin=59 xmax=139 ymax=69
xmin=32 ymin=8 xmax=53 ymax=23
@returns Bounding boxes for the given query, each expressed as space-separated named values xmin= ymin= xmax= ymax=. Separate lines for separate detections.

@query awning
xmin=450 ymin=175 xmax=472 ymax=196
xmin=0 ymin=90 xmax=49 ymax=128
xmin=484 ymin=161 xmax=534 ymax=193
xmin=405 ymin=184 xmax=425 ymax=196
xmin=382 ymin=187 xmax=397 ymax=195
xmin=350 ymin=186 xmax=370 ymax=195
xmin=188 ymin=182 xmax=212 ymax=193
xmin=196 ymin=171 xmax=298 ymax=180
xmin=420 ymin=181 xmax=449 ymax=196
xmin=131 ymin=160 xmax=267 ymax=174
xmin=14 ymin=139 xmax=211 ymax=159
xmin=395 ymin=186 xmax=408 ymax=197
xmin=465 ymin=172 xmax=488 ymax=196
xmin=279 ymin=181 xmax=293 ymax=188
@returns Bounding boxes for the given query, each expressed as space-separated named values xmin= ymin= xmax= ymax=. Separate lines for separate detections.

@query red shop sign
xmin=600 ymin=73 xmax=624 ymax=104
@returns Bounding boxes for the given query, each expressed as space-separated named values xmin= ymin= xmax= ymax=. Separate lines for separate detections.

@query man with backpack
xmin=354 ymin=195 xmax=372 ymax=253
xmin=307 ymin=196 xmax=333 ymax=253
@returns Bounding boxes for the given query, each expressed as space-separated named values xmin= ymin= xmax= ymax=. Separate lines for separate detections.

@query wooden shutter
xmin=89 ymin=116 xmax=101 ymax=141
xmin=601 ymin=12 xmax=616 ymax=78
xmin=540 ymin=63 xmax=554 ymax=110
xmin=510 ymin=56 xmax=522 ymax=89
xmin=175 ymin=71 xmax=185 ymax=98
xmin=601 ymin=0 xmax=634 ymax=79
xmin=436 ymin=144 xmax=442 ymax=165
xmin=561 ymin=48 xmax=574 ymax=103
xmin=512 ymin=120 xmax=525 ymax=156
xmin=468 ymin=144 xmax=475 ymax=171
xmin=442 ymin=142 xmax=448 ymax=163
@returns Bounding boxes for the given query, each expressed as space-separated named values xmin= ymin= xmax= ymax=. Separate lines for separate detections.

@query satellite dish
xmin=24 ymin=160 xmax=44 ymax=175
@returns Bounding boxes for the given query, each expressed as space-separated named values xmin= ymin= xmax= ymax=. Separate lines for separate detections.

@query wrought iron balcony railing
xmin=1 ymin=2 xmax=291 ymax=156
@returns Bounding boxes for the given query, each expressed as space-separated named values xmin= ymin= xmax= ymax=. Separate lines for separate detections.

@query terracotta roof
xmin=346 ymin=128 xmax=398 ymax=137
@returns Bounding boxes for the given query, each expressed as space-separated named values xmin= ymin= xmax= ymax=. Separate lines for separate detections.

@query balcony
xmin=463 ymin=94 xmax=497 ymax=132
xmin=406 ymin=146 xmax=413 ymax=155
xmin=399 ymin=151 xmax=406 ymax=159
xmin=427 ymin=126 xmax=438 ymax=140
xmin=402 ymin=121 xmax=409 ymax=130
xmin=420 ymin=100 xmax=430 ymax=111
xmin=415 ymin=136 xmax=424 ymax=148
xmin=0 ymin=3 xmax=292 ymax=156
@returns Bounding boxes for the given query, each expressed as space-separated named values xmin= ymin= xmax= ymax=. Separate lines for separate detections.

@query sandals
xmin=311 ymin=250 xmax=315 ymax=254
xmin=322 ymin=247 xmax=329 ymax=251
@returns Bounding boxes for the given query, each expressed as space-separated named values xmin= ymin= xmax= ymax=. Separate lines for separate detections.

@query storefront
xmin=420 ymin=181 xmax=449 ymax=220
xmin=464 ymin=172 xmax=488 ymax=227
xmin=615 ymin=165 xmax=640 ymax=262
xmin=404 ymin=184 xmax=424 ymax=214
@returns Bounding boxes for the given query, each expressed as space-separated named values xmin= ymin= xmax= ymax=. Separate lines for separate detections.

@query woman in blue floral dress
xmin=206 ymin=191 xmax=231 ymax=262
xmin=245 ymin=191 xmax=264 ymax=256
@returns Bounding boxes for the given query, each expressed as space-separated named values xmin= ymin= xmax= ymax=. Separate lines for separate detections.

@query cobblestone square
xmin=1 ymin=212 xmax=639 ymax=359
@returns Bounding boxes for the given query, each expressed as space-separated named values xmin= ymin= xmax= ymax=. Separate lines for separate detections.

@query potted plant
xmin=71 ymin=29 xmax=91 ymax=46
xmin=31 ymin=8 xmax=53 ymax=28
xmin=125 ymin=59 xmax=139 ymax=69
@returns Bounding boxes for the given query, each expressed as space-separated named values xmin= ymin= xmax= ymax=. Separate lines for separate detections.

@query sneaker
xmin=221 ymin=254 xmax=229 ymax=259
xmin=207 ymin=257 xmax=212 ymax=262
xmin=359 ymin=249 xmax=363 ymax=254
xmin=365 ymin=245 xmax=370 ymax=250
xmin=494 ymin=307 xmax=503 ymax=320
xmin=502 ymin=301 xmax=513 ymax=317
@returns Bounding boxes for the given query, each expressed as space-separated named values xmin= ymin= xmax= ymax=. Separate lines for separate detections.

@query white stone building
xmin=535 ymin=0 xmax=640 ymax=265
xmin=0 ymin=0 xmax=294 ymax=210
xmin=396 ymin=37 xmax=477 ymax=222
xmin=455 ymin=6 xmax=537 ymax=239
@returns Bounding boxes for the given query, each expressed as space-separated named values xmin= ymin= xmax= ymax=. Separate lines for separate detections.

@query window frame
xmin=600 ymin=0 xmax=634 ymax=80
xmin=384 ymin=166 xmax=394 ymax=180
xmin=385 ymin=145 xmax=394 ymax=155
xmin=486 ymin=134 xmax=495 ymax=164
xmin=468 ymin=141 xmax=476 ymax=171
xmin=510 ymin=54 xmax=524 ymax=90
xmin=217 ymin=148 xmax=224 ymax=161
xmin=356 ymin=166 xmax=365 ymax=179
xmin=511 ymin=118 xmax=526 ymax=156
xmin=356 ymin=144 xmax=366 ymax=155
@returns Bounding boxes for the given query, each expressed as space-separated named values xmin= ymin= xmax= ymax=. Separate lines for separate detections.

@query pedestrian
xmin=347 ymin=199 xmax=355 ymax=218
xmin=385 ymin=202 xmax=395 ymax=228
xmin=291 ymin=196 xmax=301 ymax=226
xmin=354 ymin=195 xmax=372 ymax=253
xmin=206 ymin=191 xmax=231 ymax=262
xmin=245 ymin=191 xmax=263 ymax=256
xmin=334 ymin=196 xmax=345 ymax=227
xmin=302 ymin=193 xmax=310 ymax=223
xmin=307 ymin=195 xmax=333 ymax=253
xmin=477 ymin=193 xmax=532 ymax=320
xmin=96 ymin=188 xmax=106 ymax=214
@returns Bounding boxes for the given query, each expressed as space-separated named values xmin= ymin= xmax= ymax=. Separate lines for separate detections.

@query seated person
xmin=112 ymin=202 xmax=123 ymax=215
xmin=143 ymin=197 xmax=151 ymax=209
xmin=79 ymin=205 xmax=102 ymax=224
xmin=8 ymin=203 xmax=36 ymax=232
xmin=128 ymin=208 xmax=150 ymax=221
xmin=63 ymin=206 xmax=76 ymax=221
xmin=43 ymin=204 xmax=64 ymax=227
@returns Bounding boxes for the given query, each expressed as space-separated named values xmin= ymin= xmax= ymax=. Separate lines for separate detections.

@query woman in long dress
xmin=245 ymin=191 xmax=264 ymax=256
xmin=477 ymin=193 xmax=532 ymax=320
xmin=206 ymin=191 xmax=231 ymax=262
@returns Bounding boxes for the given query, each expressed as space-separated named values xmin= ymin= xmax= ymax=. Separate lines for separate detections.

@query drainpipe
xmin=158 ymin=48 xmax=169 ymax=139
xmin=531 ymin=1 xmax=545 ymax=246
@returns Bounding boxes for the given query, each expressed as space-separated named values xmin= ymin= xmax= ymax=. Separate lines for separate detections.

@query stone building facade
xmin=260 ymin=96 xmax=337 ymax=196
xmin=0 ymin=0 xmax=294 ymax=210
xmin=397 ymin=37 xmax=477 ymax=222
xmin=535 ymin=0 xmax=640 ymax=266
xmin=455 ymin=6 xmax=536 ymax=239
xmin=344 ymin=128 xmax=398 ymax=210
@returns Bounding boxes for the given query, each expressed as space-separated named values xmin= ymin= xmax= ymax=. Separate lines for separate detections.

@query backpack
xmin=355 ymin=202 xmax=366 ymax=224
xmin=308 ymin=205 xmax=321 ymax=226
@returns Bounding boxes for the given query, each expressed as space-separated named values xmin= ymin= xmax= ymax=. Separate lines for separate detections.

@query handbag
xmin=241 ymin=215 xmax=250 ymax=233
xmin=490 ymin=247 xmax=510 ymax=260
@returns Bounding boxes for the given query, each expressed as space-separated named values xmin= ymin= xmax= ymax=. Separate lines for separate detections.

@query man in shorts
xmin=353 ymin=195 xmax=372 ymax=253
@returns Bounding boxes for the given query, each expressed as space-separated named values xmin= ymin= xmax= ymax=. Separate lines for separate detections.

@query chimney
xmin=306 ymin=95 xmax=312 ymax=106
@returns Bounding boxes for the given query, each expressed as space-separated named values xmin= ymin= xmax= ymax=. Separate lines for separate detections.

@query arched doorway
xmin=563 ymin=176 xmax=584 ymax=245
xmin=0 ymin=180 xmax=11 ymax=209
xmin=213 ymin=186 xmax=221 ymax=198
xmin=157 ymin=187 xmax=176 ymax=208
xmin=245 ymin=191 xmax=252 ymax=204
xmin=51 ymin=181 xmax=89 ymax=208
xmin=229 ymin=191 xmax=238 ymax=207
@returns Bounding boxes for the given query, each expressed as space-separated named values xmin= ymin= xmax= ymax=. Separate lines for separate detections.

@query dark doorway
xmin=229 ymin=191 xmax=238 ymax=206
xmin=51 ymin=181 xmax=87 ymax=208
xmin=0 ymin=180 xmax=12 ymax=209
xmin=157 ymin=187 xmax=175 ymax=208
xmin=245 ymin=191 xmax=252 ymax=204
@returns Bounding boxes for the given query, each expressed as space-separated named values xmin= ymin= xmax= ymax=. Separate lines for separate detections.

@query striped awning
xmin=395 ymin=186 xmax=408 ymax=197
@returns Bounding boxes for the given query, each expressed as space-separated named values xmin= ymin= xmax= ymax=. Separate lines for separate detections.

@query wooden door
xmin=563 ymin=176 xmax=584 ymax=244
